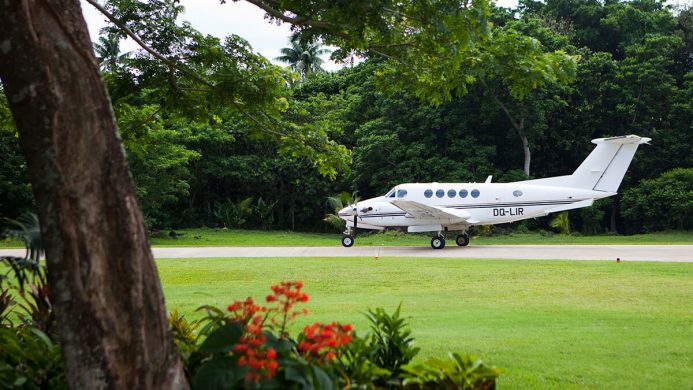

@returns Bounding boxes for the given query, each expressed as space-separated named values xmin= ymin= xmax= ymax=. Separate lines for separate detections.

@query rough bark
xmin=0 ymin=1 xmax=187 ymax=388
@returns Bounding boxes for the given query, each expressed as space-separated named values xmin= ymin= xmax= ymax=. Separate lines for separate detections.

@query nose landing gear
xmin=341 ymin=234 xmax=354 ymax=247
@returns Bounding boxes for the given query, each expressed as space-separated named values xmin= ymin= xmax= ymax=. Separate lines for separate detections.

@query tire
xmin=456 ymin=234 xmax=470 ymax=247
xmin=431 ymin=236 xmax=445 ymax=249
xmin=341 ymin=234 xmax=354 ymax=247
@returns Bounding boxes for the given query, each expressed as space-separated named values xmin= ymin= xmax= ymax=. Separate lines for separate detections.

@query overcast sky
xmin=81 ymin=0 xmax=519 ymax=71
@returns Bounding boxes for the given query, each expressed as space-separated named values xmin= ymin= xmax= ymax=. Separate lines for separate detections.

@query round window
xmin=424 ymin=189 xmax=433 ymax=198
xmin=447 ymin=189 xmax=456 ymax=198
xmin=436 ymin=189 xmax=444 ymax=198
xmin=459 ymin=189 xmax=468 ymax=198
xmin=513 ymin=190 xmax=523 ymax=197
xmin=471 ymin=189 xmax=480 ymax=198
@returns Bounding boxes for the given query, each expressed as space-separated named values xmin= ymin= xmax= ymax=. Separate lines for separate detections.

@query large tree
xmin=0 ymin=0 xmax=594 ymax=386
xmin=0 ymin=0 xmax=185 ymax=388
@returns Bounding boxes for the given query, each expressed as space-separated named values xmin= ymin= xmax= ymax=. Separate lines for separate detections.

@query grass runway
xmin=157 ymin=256 xmax=693 ymax=389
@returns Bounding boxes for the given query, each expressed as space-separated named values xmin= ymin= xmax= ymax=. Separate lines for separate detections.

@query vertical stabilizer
xmin=521 ymin=135 xmax=650 ymax=192
xmin=572 ymin=135 xmax=650 ymax=192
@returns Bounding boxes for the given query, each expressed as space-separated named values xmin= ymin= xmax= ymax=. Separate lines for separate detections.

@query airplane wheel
xmin=431 ymin=236 xmax=446 ymax=249
xmin=456 ymin=233 xmax=470 ymax=247
xmin=341 ymin=234 xmax=354 ymax=247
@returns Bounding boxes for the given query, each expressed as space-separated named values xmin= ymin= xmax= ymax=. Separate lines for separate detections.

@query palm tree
xmin=275 ymin=36 xmax=330 ymax=81
xmin=93 ymin=33 xmax=129 ymax=73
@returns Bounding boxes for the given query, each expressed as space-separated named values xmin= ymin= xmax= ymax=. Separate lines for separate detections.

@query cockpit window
xmin=397 ymin=189 xmax=408 ymax=198
xmin=385 ymin=188 xmax=396 ymax=198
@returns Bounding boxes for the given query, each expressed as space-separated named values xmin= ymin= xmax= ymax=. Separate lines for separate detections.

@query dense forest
xmin=1 ymin=0 xmax=691 ymax=235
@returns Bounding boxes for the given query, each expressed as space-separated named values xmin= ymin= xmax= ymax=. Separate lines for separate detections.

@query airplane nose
xmin=338 ymin=205 xmax=356 ymax=217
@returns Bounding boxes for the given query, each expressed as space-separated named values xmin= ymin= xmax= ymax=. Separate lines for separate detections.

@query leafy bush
xmin=181 ymin=282 xmax=499 ymax=389
xmin=549 ymin=212 xmax=570 ymax=235
xmin=0 ymin=213 xmax=66 ymax=389
xmin=621 ymin=168 xmax=693 ymax=232
xmin=402 ymin=353 xmax=499 ymax=389
xmin=213 ymin=197 xmax=252 ymax=228
xmin=365 ymin=304 xmax=420 ymax=382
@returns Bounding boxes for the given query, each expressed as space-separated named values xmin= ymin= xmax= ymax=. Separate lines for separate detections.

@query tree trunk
xmin=0 ymin=1 xmax=186 ymax=388
xmin=488 ymin=91 xmax=532 ymax=176
xmin=517 ymin=118 xmax=531 ymax=177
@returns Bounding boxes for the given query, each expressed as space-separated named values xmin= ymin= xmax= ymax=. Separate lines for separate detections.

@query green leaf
xmin=311 ymin=365 xmax=336 ymax=390
xmin=193 ymin=356 xmax=243 ymax=390
xmin=199 ymin=322 xmax=244 ymax=353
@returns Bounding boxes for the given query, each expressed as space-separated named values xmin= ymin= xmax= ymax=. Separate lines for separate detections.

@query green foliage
xmin=365 ymin=304 xmax=421 ymax=381
xmin=0 ymin=214 xmax=63 ymax=388
xmin=253 ymin=197 xmax=277 ymax=230
xmin=275 ymin=35 xmax=330 ymax=82
xmin=549 ymin=212 xmax=571 ymax=235
xmin=213 ymin=198 xmax=252 ymax=229
xmin=0 ymin=327 xmax=67 ymax=389
xmin=621 ymin=168 xmax=693 ymax=232
xmin=323 ymin=192 xmax=354 ymax=231
xmin=171 ymin=283 xmax=497 ymax=390
xmin=0 ymin=92 xmax=33 ymax=221
xmin=402 ymin=353 xmax=500 ymax=389
xmin=3 ymin=0 xmax=693 ymax=234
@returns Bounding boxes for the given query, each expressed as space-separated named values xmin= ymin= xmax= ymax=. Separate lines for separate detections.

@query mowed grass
xmin=1 ymin=229 xmax=690 ymax=248
xmin=146 ymin=228 xmax=692 ymax=247
xmin=157 ymin=257 xmax=693 ymax=389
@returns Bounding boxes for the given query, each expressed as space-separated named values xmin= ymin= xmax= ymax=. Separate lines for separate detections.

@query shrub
xmin=621 ymin=168 xmax=693 ymax=232
xmin=182 ymin=282 xmax=500 ymax=389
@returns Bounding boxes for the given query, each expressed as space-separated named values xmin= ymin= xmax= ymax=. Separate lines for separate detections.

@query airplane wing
xmin=390 ymin=200 xmax=471 ymax=221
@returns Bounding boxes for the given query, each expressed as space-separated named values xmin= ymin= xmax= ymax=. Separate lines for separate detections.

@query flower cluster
xmin=226 ymin=297 xmax=276 ymax=381
xmin=299 ymin=322 xmax=353 ymax=361
xmin=225 ymin=281 xmax=315 ymax=383
xmin=266 ymin=280 xmax=310 ymax=330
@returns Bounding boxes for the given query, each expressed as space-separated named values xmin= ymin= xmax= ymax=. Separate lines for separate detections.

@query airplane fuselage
xmin=337 ymin=135 xmax=650 ymax=249
xmin=340 ymin=182 xmax=611 ymax=232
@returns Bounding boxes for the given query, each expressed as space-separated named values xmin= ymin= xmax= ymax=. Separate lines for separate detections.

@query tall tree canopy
xmin=0 ymin=0 xmax=690 ymax=387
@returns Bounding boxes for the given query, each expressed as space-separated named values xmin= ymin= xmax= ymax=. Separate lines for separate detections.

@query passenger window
xmin=459 ymin=189 xmax=468 ymax=198
xmin=513 ymin=190 xmax=523 ymax=197
xmin=397 ymin=189 xmax=408 ymax=198
xmin=424 ymin=189 xmax=433 ymax=198
xmin=471 ymin=189 xmax=480 ymax=198
xmin=447 ymin=189 xmax=456 ymax=198
xmin=436 ymin=189 xmax=444 ymax=198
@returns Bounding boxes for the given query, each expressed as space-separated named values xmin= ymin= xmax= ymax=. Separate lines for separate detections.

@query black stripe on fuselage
xmin=352 ymin=200 xmax=585 ymax=219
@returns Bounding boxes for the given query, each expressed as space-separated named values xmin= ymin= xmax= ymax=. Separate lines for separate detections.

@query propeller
xmin=352 ymin=190 xmax=359 ymax=233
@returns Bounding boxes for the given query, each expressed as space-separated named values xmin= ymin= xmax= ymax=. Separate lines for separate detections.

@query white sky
xmin=80 ymin=0 xmax=519 ymax=71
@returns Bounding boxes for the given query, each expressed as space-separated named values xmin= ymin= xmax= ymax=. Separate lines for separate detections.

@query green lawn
xmin=151 ymin=228 xmax=692 ymax=247
xmin=157 ymin=257 xmax=693 ymax=389
xmin=2 ymin=228 xmax=690 ymax=248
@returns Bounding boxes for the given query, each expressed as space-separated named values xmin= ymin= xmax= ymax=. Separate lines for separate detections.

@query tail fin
xmin=523 ymin=135 xmax=651 ymax=192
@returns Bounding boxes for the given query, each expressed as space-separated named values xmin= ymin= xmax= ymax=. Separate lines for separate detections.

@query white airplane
xmin=338 ymin=135 xmax=650 ymax=249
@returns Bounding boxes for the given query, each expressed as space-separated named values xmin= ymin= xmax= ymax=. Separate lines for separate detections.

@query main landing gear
xmin=455 ymin=232 xmax=470 ymax=247
xmin=431 ymin=232 xmax=469 ymax=249
xmin=431 ymin=234 xmax=446 ymax=249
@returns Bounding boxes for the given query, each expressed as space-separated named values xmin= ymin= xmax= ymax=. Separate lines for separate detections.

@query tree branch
xmin=243 ymin=0 xmax=337 ymax=29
